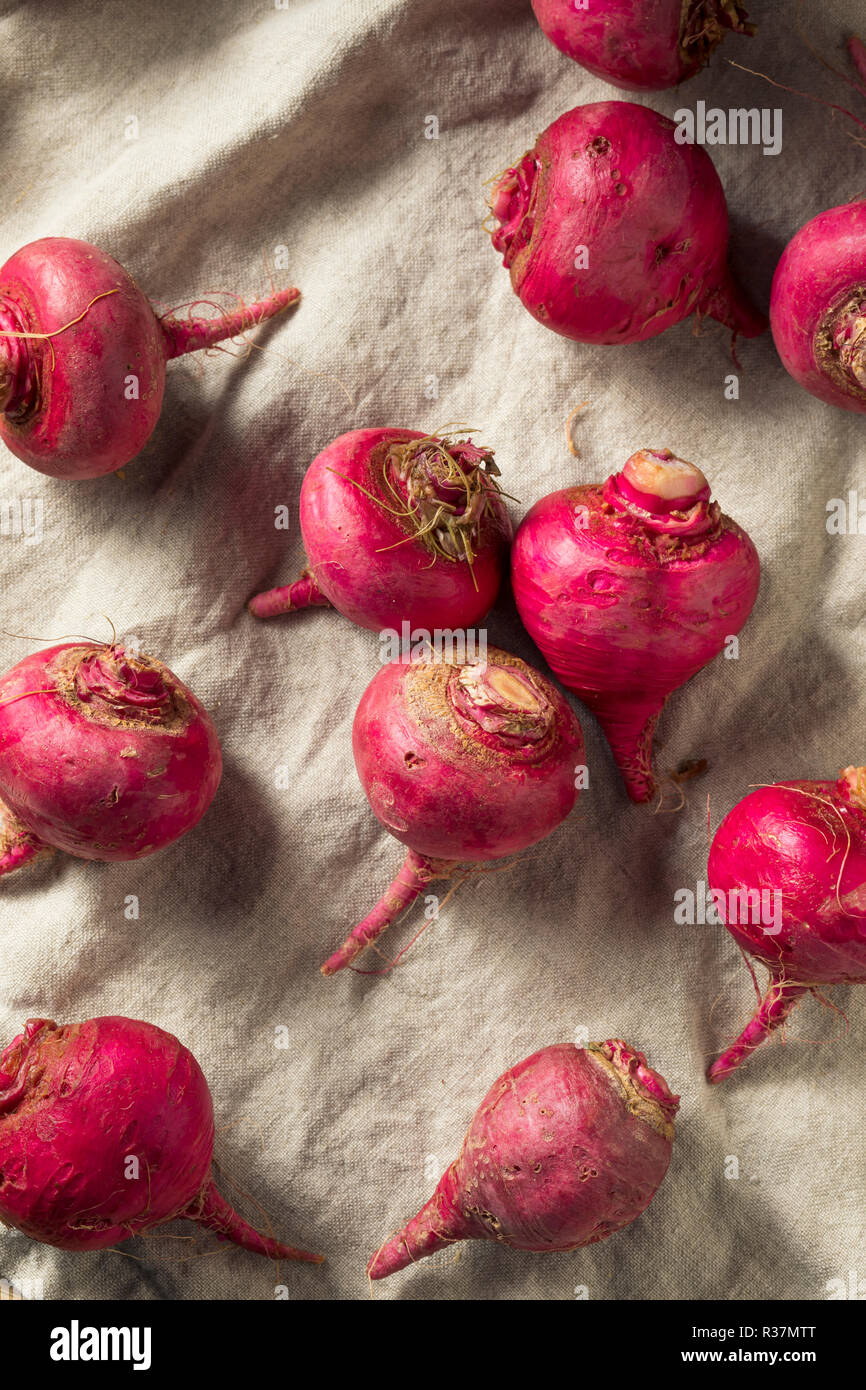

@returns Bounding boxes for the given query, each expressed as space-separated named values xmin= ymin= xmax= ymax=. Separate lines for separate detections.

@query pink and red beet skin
xmin=530 ymin=0 xmax=754 ymax=91
xmin=321 ymin=650 xmax=583 ymax=974
xmin=368 ymin=1039 xmax=678 ymax=1279
xmin=770 ymin=199 xmax=866 ymax=413
xmin=0 ymin=236 xmax=298 ymax=479
xmin=353 ymin=654 xmax=581 ymax=862
xmin=512 ymin=450 xmax=759 ymax=802
xmin=707 ymin=769 xmax=866 ymax=1082
xmin=0 ymin=642 xmax=222 ymax=875
xmin=249 ymin=427 xmax=512 ymax=633
xmin=0 ymin=1015 xmax=322 ymax=1261
xmin=491 ymin=102 xmax=766 ymax=347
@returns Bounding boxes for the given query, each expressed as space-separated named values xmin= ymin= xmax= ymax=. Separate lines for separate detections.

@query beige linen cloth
xmin=0 ymin=0 xmax=864 ymax=1301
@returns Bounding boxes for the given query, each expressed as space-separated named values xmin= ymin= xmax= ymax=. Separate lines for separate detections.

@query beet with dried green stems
xmin=0 ymin=236 xmax=299 ymax=479
xmin=321 ymin=647 xmax=583 ymax=976
xmin=249 ymin=427 xmax=512 ymax=633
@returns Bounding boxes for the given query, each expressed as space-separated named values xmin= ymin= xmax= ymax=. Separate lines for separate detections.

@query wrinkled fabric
xmin=0 ymin=0 xmax=863 ymax=1301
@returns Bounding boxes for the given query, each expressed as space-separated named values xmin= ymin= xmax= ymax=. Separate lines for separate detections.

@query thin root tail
xmin=248 ymin=568 xmax=330 ymax=619
xmin=187 ymin=1180 xmax=323 ymax=1264
xmin=321 ymin=849 xmax=448 ymax=976
xmin=161 ymin=287 xmax=300 ymax=359
xmin=707 ymin=978 xmax=808 ymax=1084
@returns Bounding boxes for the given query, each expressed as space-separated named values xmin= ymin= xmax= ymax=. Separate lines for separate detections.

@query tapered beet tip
xmin=187 ymin=1180 xmax=324 ymax=1264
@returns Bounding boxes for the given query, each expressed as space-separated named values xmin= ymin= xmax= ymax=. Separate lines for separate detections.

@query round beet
xmin=0 ymin=1016 xmax=322 ymax=1262
xmin=0 ymin=237 xmax=298 ymax=478
xmin=770 ymin=199 xmax=866 ymax=413
xmin=0 ymin=642 xmax=222 ymax=878
xmin=249 ymin=427 xmax=512 ymax=633
xmin=368 ymin=1039 xmax=678 ymax=1279
xmin=530 ymin=0 xmax=755 ymax=92
xmin=512 ymin=448 xmax=759 ymax=802
xmin=489 ymin=101 xmax=766 ymax=346
xmin=707 ymin=768 xmax=866 ymax=1083
xmin=321 ymin=647 xmax=583 ymax=975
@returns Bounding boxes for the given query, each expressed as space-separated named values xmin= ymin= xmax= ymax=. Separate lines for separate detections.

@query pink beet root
xmin=530 ymin=0 xmax=755 ymax=91
xmin=321 ymin=648 xmax=583 ymax=975
xmin=367 ymin=1039 xmax=678 ymax=1279
xmin=0 ymin=1016 xmax=322 ymax=1263
xmin=0 ymin=237 xmax=299 ymax=479
xmin=706 ymin=768 xmax=866 ymax=1083
xmin=0 ymin=641 xmax=222 ymax=878
xmin=489 ymin=101 xmax=766 ymax=346
xmin=770 ymin=199 xmax=866 ymax=413
xmin=249 ymin=427 xmax=512 ymax=633
xmin=512 ymin=449 xmax=759 ymax=802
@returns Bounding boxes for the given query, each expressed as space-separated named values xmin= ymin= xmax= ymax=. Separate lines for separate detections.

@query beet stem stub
xmin=828 ymin=295 xmax=866 ymax=392
xmin=622 ymin=448 xmax=708 ymax=505
xmin=0 ymin=295 xmax=39 ymax=418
